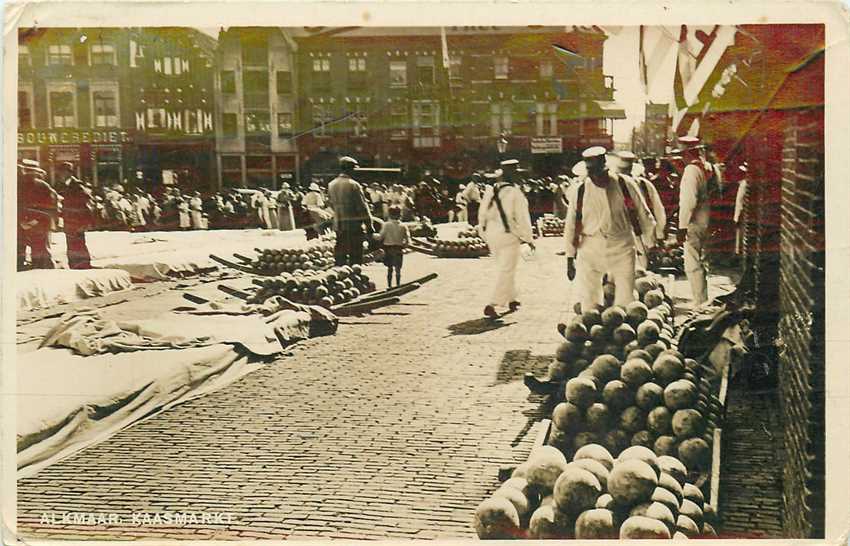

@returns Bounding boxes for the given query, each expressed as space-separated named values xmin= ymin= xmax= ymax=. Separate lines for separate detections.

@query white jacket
xmin=478 ymin=183 xmax=534 ymax=245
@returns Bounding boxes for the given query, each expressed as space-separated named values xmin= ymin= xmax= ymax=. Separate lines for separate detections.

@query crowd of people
xmin=18 ymin=139 xmax=745 ymax=319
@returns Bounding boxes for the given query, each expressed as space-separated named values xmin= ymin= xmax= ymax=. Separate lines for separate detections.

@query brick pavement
xmin=16 ymin=237 xmax=574 ymax=540
xmin=718 ymin=384 xmax=786 ymax=538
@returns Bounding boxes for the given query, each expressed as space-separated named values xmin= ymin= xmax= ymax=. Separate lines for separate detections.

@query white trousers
xmin=485 ymin=229 xmax=521 ymax=308
xmin=684 ymin=224 xmax=709 ymax=306
xmin=575 ymin=233 xmax=636 ymax=313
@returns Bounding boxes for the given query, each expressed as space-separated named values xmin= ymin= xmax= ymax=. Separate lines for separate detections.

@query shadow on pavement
xmin=494 ymin=350 xmax=553 ymax=384
xmin=445 ymin=317 xmax=515 ymax=336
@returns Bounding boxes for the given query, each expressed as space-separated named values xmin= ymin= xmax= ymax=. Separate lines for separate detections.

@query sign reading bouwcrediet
xmin=17 ymin=129 xmax=133 ymax=145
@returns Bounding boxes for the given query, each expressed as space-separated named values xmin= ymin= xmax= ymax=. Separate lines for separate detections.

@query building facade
xmin=18 ymin=28 xmax=136 ymax=187
xmin=210 ymin=26 xmax=623 ymax=189
xmin=213 ymin=28 xmax=299 ymax=189
xmin=18 ymin=27 xmax=217 ymax=192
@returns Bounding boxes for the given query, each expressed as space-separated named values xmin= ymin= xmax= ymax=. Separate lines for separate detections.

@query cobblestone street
xmin=17 ymin=238 xmax=574 ymax=540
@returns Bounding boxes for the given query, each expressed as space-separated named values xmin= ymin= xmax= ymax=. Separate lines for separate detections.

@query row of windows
xmin=217 ymin=101 xmax=567 ymax=143
xmin=220 ymin=69 xmax=292 ymax=95
xmin=19 ymin=43 xmax=195 ymax=76
xmin=18 ymin=88 xmax=119 ymax=129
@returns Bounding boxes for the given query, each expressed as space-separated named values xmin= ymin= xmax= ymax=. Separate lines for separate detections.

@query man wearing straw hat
xmin=478 ymin=159 xmax=535 ymax=318
xmin=677 ymin=136 xmax=711 ymax=307
xmin=563 ymin=147 xmax=657 ymax=313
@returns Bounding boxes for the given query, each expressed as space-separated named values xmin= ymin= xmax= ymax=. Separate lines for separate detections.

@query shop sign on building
xmin=530 ymin=137 xmax=563 ymax=154
xmin=135 ymin=109 xmax=214 ymax=134
xmin=18 ymin=130 xmax=133 ymax=146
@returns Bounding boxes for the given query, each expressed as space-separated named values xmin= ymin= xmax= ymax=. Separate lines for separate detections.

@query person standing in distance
xmin=58 ymin=161 xmax=93 ymax=269
xmin=676 ymin=136 xmax=711 ymax=307
xmin=327 ymin=156 xmax=374 ymax=266
xmin=463 ymin=172 xmax=483 ymax=227
xmin=563 ymin=147 xmax=657 ymax=313
xmin=478 ymin=159 xmax=535 ymax=318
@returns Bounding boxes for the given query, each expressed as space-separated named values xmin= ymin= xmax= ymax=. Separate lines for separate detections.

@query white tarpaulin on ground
xmin=17 ymin=305 xmax=334 ymax=478
xmin=17 ymin=268 xmax=133 ymax=312
xmin=47 ymin=229 xmax=309 ymax=280
xmin=17 ymin=344 xmax=261 ymax=479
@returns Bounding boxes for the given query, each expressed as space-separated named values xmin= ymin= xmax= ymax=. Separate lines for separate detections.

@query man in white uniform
xmin=677 ymin=136 xmax=711 ymax=306
xmin=478 ymin=159 xmax=535 ymax=318
xmin=462 ymin=173 xmax=483 ymax=227
xmin=563 ymin=147 xmax=657 ymax=313
xmin=616 ymin=151 xmax=667 ymax=271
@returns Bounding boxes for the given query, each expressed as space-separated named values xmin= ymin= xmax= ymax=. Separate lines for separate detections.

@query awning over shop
xmin=595 ymin=100 xmax=627 ymax=119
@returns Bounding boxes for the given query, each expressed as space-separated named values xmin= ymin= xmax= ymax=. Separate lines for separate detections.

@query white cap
xmin=582 ymin=146 xmax=608 ymax=159
xmin=617 ymin=150 xmax=637 ymax=162
xmin=631 ymin=163 xmax=646 ymax=177
xmin=500 ymin=159 xmax=520 ymax=167
xmin=309 ymin=183 xmax=320 ymax=191
xmin=571 ymin=161 xmax=588 ymax=177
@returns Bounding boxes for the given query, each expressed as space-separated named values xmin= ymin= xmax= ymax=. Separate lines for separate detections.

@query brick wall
xmin=777 ymin=108 xmax=825 ymax=538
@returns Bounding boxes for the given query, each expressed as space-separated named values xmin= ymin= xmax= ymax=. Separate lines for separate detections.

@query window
xmin=416 ymin=56 xmax=435 ymax=86
xmin=540 ymin=60 xmax=553 ymax=79
xmin=276 ymin=70 xmax=292 ymax=94
xmin=449 ymin=56 xmax=462 ymax=80
xmin=312 ymin=104 xmax=333 ymax=136
xmin=221 ymin=71 xmax=236 ymax=93
xmin=389 ymin=61 xmax=407 ymax=87
xmin=242 ymin=38 xmax=268 ymax=67
xmin=19 ymin=45 xmax=31 ymax=68
xmin=277 ymin=112 xmax=293 ymax=138
xmin=390 ymin=103 xmax=408 ymax=140
xmin=91 ymin=44 xmax=116 ymax=65
xmin=490 ymin=103 xmax=512 ymax=136
xmin=49 ymin=91 xmax=75 ymax=128
xmin=245 ymin=112 xmax=271 ymax=134
xmin=348 ymin=57 xmax=366 ymax=88
xmin=312 ymin=58 xmax=331 ymax=90
xmin=412 ymin=100 xmax=439 ymax=148
xmin=18 ymin=90 xmax=32 ymax=129
xmin=93 ymin=89 xmax=118 ymax=127
xmin=536 ymin=102 xmax=558 ymax=136
xmin=48 ymin=45 xmax=73 ymax=66
xmin=494 ymin=57 xmax=509 ymax=80
xmin=222 ymin=113 xmax=238 ymax=137
xmin=243 ymin=70 xmax=270 ymax=108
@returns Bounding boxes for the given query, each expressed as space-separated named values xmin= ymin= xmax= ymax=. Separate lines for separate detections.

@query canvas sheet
xmin=16 ymin=343 xmax=262 ymax=478
xmin=16 ymin=268 xmax=133 ymax=312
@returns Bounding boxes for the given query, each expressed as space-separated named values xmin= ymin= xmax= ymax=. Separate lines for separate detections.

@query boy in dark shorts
xmin=374 ymin=206 xmax=410 ymax=287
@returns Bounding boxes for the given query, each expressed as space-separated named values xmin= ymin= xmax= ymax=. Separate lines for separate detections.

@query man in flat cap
xmin=677 ymin=136 xmax=711 ymax=306
xmin=616 ymin=151 xmax=667 ymax=271
xmin=327 ymin=156 xmax=374 ymax=266
xmin=563 ymin=146 xmax=657 ymax=313
xmin=478 ymin=159 xmax=535 ymax=317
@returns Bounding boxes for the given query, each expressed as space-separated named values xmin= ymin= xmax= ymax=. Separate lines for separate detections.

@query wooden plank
xmin=217 ymin=284 xmax=252 ymax=301
xmin=332 ymin=296 xmax=401 ymax=316
xmin=233 ymin=253 xmax=254 ymax=263
xmin=210 ymin=254 xmax=272 ymax=276
xmin=182 ymin=293 xmax=209 ymax=305
xmin=409 ymin=244 xmax=438 ymax=256
xmin=710 ymin=427 xmax=723 ymax=510
xmin=534 ymin=419 xmax=553 ymax=449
